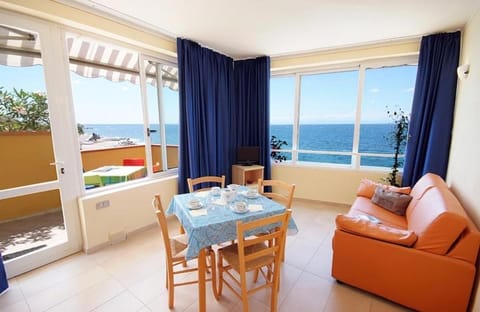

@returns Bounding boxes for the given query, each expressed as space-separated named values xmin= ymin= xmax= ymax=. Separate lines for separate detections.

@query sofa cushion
xmin=408 ymin=187 xmax=467 ymax=255
xmin=371 ymin=186 xmax=413 ymax=216
xmin=357 ymin=178 xmax=411 ymax=199
xmin=350 ymin=197 xmax=408 ymax=229
xmin=336 ymin=214 xmax=417 ymax=246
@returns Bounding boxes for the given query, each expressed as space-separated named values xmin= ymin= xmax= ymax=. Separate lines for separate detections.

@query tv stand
xmin=232 ymin=164 xmax=264 ymax=186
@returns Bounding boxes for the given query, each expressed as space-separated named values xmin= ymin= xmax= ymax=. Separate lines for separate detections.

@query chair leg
xmin=217 ymin=251 xmax=224 ymax=296
xmin=240 ymin=273 xmax=249 ymax=312
xmin=167 ymin=267 xmax=174 ymax=309
xmin=253 ymin=268 xmax=259 ymax=283
xmin=281 ymin=235 xmax=287 ymax=262
xmin=165 ymin=266 xmax=168 ymax=289
xmin=208 ymin=249 xmax=219 ymax=300
xmin=180 ymin=225 xmax=187 ymax=267
xmin=271 ymin=268 xmax=281 ymax=312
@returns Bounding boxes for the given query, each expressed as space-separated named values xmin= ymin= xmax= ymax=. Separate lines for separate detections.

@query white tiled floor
xmin=0 ymin=199 xmax=412 ymax=312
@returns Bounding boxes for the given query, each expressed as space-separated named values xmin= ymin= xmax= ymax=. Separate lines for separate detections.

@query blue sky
xmin=0 ymin=65 xmax=179 ymax=124
xmin=1 ymin=64 xmax=416 ymax=125
xmin=271 ymin=65 xmax=417 ymax=124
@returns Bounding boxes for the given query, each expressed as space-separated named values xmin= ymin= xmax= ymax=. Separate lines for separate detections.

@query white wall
xmin=447 ymin=9 xmax=480 ymax=311
xmin=272 ymin=163 xmax=389 ymax=205
xmin=78 ymin=177 xmax=177 ymax=252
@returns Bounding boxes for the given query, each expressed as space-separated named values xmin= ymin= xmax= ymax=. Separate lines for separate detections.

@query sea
xmin=83 ymin=124 xmax=404 ymax=168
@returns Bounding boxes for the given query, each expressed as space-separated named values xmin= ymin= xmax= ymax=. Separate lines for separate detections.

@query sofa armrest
xmin=336 ymin=214 xmax=417 ymax=247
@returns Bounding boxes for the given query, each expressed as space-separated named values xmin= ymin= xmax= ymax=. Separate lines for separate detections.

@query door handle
xmin=147 ymin=128 xmax=157 ymax=136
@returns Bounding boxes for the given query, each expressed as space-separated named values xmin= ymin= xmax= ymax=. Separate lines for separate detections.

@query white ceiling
xmin=63 ymin=0 xmax=480 ymax=59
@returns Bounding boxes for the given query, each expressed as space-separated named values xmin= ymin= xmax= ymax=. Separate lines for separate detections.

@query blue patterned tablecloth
xmin=166 ymin=188 xmax=298 ymax=259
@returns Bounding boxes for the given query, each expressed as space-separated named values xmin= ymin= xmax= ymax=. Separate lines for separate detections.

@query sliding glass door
xmin=0 ymin=13 xmax=82 ymax=277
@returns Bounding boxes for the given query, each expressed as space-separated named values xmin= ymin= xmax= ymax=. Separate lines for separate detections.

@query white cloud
xmin=370 ymin=88 xmax=380 ymax=93
xmin=404 ymin=87 xmax=415 ymax=93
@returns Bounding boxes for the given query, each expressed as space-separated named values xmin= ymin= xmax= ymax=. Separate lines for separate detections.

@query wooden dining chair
xmin=257 ymin=178 xmax=295 ymax=262
xmin=217 ymin=210 xmax=291 ymax=312
xmin=122 ymin=158 xmax=145 ymax=166
xmin=257 ymin=178 xmax=296 ymax=210
xmin=152 ymin=194 xmax=219 ymax=308
xmin=187 ymin=175 xmax=226 ymax=193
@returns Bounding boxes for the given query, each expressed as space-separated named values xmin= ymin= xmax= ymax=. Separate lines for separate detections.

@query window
xmin=67 ymin=33 xmax=179 ymax=190
xmin=270 ymin=59 xmax=417 ymax=169
xmin=360 ymin=65 xmax=417 ymax=167
xmin=270 ymin=76 xmax=294 ymax=161
xmin=144 ymin=58 xmax=179 ymax=173
xmin=299 ymin=70 xmax=358 ymax=165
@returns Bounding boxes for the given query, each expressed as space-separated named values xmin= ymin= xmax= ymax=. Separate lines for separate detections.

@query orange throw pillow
xmin=356 ymin=178 xmax=411 ymax=199
xmin=336 ymin=214 xmax=417 ymax=247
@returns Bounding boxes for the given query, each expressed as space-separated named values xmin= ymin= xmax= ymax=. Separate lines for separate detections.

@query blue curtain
xmin=402 ymin=31 xmax=460 ymax=186
xmin=0 ymin=252 xmax=7 ymax=294
xmin=177 ymin=38 xmax=234 ymax=193
xmin=233 ymin=57 xmax=271 ymax=180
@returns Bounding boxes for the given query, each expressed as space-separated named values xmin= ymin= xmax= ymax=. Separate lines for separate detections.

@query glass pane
xmin=0 ymin=190 xmax=66 ymax=260
xmin=359 ymin=65 xmax=417 ymax=167
xmin=69 ymin=35 xmax=146 ymax=188
xmin=360 ymin=155 xmax=405 ymax=168
xmin=145 ymin=61 xmax=179 ymax=172
xmin=298 ymin=152 xmax=351 ymax=165
xmin=270 ymin=76 xmax=295 ymax=151
xmin=0 ymin=57 xmax=58 ymax=189
xmin=299 ymin=71 xmax=358 ymax=155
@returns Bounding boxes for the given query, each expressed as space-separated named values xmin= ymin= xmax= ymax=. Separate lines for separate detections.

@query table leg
xmin=198 ymin=248 xmax=206 ymax=312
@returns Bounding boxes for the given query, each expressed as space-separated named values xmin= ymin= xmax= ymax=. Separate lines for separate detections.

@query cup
xmin=246 ymin=188 xmax=258 ymax=197
xmin=227 ymin=184 xmax=239 ymax=191
xmin=221 ymin=189 xmax=235 ymax=203
xmin=211 ymin=186 xmax=221 ymax=196
xmin=234 ymin=201 xmax=247 ymax=212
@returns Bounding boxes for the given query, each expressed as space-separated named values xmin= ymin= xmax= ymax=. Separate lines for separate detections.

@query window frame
xmin=270 ymin=55 xmax=418 ymax=170
xmin=60 ymin=30 xmax=179 ymax=193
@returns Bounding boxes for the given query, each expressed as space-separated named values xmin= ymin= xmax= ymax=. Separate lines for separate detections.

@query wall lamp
xmin=457 ymin=64 xmax=470 ymax=81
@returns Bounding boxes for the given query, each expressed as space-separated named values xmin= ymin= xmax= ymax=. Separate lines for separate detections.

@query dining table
xmin=83 ymin=165 xmax=147 ymax=186
xmin=166 ymin=186 xmax=298 ymax=312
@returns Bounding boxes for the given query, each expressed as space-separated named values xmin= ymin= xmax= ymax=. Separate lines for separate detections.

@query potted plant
xmin=270 ymin=135 xmax=288 ymax=163
xmin=384 ymin=107 xmax=409 ymax=186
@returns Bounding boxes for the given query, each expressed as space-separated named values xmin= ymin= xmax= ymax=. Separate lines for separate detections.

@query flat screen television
xmin=236 ymin=146 xmax=259 ymax=165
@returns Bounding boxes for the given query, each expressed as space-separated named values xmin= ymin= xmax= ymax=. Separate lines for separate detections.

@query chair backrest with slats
xmin=236 ymin=210 xmax=291 ymax=278
xmin=187 ymin=175 xmax=225 ymax=193
xmin=257 ymin=179 xmax=295 ymax=209
xmin=123 ymin=158 xmax=145 ymax=166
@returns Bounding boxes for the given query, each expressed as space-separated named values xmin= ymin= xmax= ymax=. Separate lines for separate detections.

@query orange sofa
xmin=332 ymin=173 xmax=480 ymax=312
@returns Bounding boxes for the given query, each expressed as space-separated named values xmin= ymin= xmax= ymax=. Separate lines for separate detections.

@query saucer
xmin=241 ymin=191 xmax=259 ymax=199
xmin=187 ymin=202 xmax=203 ymax=210
xmin=233 ymin=207 xmax=248 ymax=214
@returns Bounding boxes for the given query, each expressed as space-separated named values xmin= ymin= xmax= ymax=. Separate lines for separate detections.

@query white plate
xmin=187 ymin=202 xmax=203 ymax=210
xmin=233 ymin=208 xmax=248 ymax=214
xmin=241 ymin=191 xmax=259 ymax=199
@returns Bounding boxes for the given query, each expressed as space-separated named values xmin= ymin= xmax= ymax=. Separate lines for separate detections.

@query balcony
xmin=0 ymin=131 xmax=178 ymax=260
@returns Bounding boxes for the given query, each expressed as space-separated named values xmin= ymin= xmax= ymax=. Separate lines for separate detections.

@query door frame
xmin=0 ymin=10 xmax=83 ymax=278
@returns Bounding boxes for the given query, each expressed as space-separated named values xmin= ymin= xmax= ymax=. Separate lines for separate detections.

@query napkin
xmin=212 ymin=199 xmax=227 ymax=206
xmin=248 ymin=204 xmax=263 ymax=212
xmin=189 ymin=209 xmax=208 ymax=217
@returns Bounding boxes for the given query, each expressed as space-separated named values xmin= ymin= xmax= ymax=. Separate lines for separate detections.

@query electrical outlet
xmin=96 ymin=200 xmax=110 ymax=209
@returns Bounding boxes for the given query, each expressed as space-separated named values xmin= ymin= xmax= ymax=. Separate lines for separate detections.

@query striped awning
xmin=0 ymin=25 xmax=178 ymax=91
